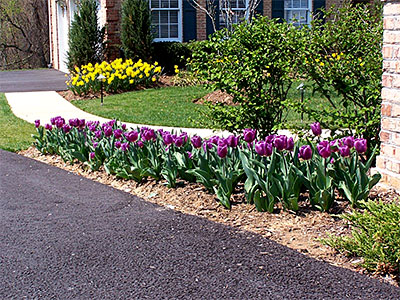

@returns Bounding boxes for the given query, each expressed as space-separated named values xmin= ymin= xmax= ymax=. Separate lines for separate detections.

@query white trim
xmin=150 ymin=0 xmax=183 ymax=42
xmin=284 ymin=0 xmax=313 ymax=26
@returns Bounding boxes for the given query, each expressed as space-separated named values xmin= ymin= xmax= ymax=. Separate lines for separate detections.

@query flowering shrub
xmin=33 ymin=119 xmax=381 ymax=212
xmin=67 ymin=58 xmax=162 ymax=96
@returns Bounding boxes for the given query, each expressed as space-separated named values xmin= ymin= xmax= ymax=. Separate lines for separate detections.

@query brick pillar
xmin=196 ymin=0 xmax=207 ymax=40
xmin=263 ymin=0 xmax=272 ymax=18
xmin=104 ymin=0 xmax=121 ymax=61
xmin=375 ymin=1 xmax=400 ymax=189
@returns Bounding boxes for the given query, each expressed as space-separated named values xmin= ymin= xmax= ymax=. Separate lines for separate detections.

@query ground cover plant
xmin=33 ymin=118 xmax=380 ymax=212
xmin=72 ymin=86 xmax=209 ymax=128
xmin=323 ymin=200 xmax=400 ymax=280
xmin=0 ymin=93 xmax=35 ymax=151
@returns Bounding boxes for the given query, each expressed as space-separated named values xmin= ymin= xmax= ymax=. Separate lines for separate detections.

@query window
xmin=284 ymin=0 xmax=311 ymax=26
xmin=219 ymin=0 xmax=247 ymax=29
xmin=150 ymin=0 xmax=182 ymax=42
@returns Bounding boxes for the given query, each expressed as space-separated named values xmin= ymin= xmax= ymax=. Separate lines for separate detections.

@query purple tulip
xmin=104 ymin=126 xmax=113 ymax=137
xmin=93 ymin=142 xmax=98 ymax=148
xmin=62 ymin=124 xmax=71 ymax=133
xmin=125 ymin=131 xmax=138 ymax=143
xmin=243 ymin=129 xmax=256 ymax=143
xmin=203 ymin=141 xmax=214 ymax=152
xmin=217 ymin=144 xmax=228 ymax=158
xmin=218 ymin=138 xmax=228 ymax=147
xmin=209 ymin=136 xmax=220 ymax=145
xmin=317 ymin=141 xmax=332 ymax=158
xmin=114 ymin=129 xmax=123 ymax=139
xmin=265 ymin=135 xmax=276 ymax=144
xmin=343 ymin=136 xmax=354 ymax=148
xmin=34 ymin=119 xmax=40 ymax=128
xmin=187 ymin=151 xmax=193 ymax=159
xmin=255 ymin=141 xmax=267 ymax=156
xmin=330 ymin=140 xmax=339 ymax=152
xmin=121 ymin=124 xmax=127 ymax=130
xmin=310 ymin=122 xmax=322 ymax=136
xmin=69 ymin=118 xmax=79 ymax=127
xmin=89 ymin=152 xmax=95 ymax=159
xmin=226 ymin=135 xmax=239 ymax=148
xmin=142 ymin=129 xmax=156 ymax=141
xmin=180 ymin=132 xmax=188 ymax=143
xmin=121 ymin=142 xmax=129 ymax=151
xmin=50 ymin=116 xmax=62 ymax=125
xmin=274 ymin=135 xmax=287 ymax=151
xmin=44 ymin=123 xmax=52 ymax=131
xmin=286 ymin=137 xmax=294 ymax=151
xmin=79 ymin=119 xmax=85 ymax=128
xmin=354 ymin=138 xmax=367 ymax=154
xmin=191 ymin=136 xmax=202 ymax=148
xmin=339 ymin=145 xmax=350 ymax=157
xmin=174 ymin=136 xmax=184 ymax=147
xmin=115 ymin=141 xmax=121 ymax=148
xmin=95 ymin=130 xmax=102 ymax=140
xmin=298 ymin=145 xmax=312 ymax=160
xmin=163 ymin=133 xmax=174 ymax=145
xmin=137 ymin=140 xmax=144 ymax=148
xmin=55 ymin=118 xmax=65 ymax=129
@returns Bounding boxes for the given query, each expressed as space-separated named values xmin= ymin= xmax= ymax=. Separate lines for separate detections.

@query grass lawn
xmin=72 ymin=84 xmax=340 ymax=129
xmin=73 ymin=86 xmax=209 ymax=128
xmin=0 ymin=93 xmax=36 ymax=151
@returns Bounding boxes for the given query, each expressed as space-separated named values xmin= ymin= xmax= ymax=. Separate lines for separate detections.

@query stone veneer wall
xmin=375 ymin=0 xmax=400 ymax=190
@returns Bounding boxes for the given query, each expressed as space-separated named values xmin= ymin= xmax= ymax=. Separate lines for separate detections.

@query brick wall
xmin=375 ymin=0 xmax=400 ymax=190
xmin=196 ymin=0 xmax=207 ymax=40
xmin=104 ymin=0 xmax=121 ymax=61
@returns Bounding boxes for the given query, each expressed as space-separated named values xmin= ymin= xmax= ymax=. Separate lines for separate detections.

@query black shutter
xmin=255 ymin=0 xmax=263 ymax=16
xmin=313 ymin=0 xmax=325 ymax=20
xmin=271 ymin=0 xmax=284 ymax=21
xmin=183 ymin=0 xmax=197 ymax=42
xmin=206 ymin=0 xmax=219 ymax=37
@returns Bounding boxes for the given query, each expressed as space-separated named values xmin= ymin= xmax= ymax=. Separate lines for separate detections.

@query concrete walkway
xmin=5 ymin=91 xmax=231 ymax=138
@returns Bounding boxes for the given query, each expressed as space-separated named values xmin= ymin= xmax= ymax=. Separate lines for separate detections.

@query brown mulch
xmin=192 ymin=90 xmax=235 ymax=106
xmin=17 ymin=147 xmax=400 ymax=287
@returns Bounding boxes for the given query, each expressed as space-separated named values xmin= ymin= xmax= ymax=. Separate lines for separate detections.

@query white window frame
xmin=284 ymin=0 xmax=312 ymax=26
xmin=219 ymin=0 xmax=249 ymax=29
xmin=150 ymin=0 xmax=183 ymax=42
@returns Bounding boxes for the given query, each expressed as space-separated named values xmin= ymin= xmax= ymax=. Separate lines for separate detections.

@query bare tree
xmin=0 ymin=0 xmax=49 ymax=70
xmin=190 ymin=0 xmax=261 ymax=33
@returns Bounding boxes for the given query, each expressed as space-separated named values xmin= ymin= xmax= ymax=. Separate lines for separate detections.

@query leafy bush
xmin=188 ymin=17 xmax=308 ymax=137
xmin=121 ymin=0 xmax=153 ymax=61
xmin=67 ymin=0 xmax=104 ymax=71
xmin=151 ymin=42 xmax=192 ymax=74
xmin=289 ymin=2 xmax=383 ymax=153
xmin=33 ymin=119 xmax=380 ymax=212
xmin=323 ymin=200 xmax=400 ymax=278
xmin=67 ymin=58 xmax=161 ymax=95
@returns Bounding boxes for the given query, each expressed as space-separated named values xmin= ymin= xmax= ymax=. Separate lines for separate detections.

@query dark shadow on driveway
xmin=0 ymin=69 xmax=68 ymax=93
xmin=0 ymin=149 xmax=399 ymax=299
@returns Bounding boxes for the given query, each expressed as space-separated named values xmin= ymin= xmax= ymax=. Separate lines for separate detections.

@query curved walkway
xmin=5 ymin=91 xmax=230 ymax=138
xmin=1 ymin=149 xmax=399 ymax=299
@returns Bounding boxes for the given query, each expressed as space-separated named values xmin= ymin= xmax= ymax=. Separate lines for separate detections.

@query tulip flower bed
xmin=67 ymin=58 xmax=162 ymax=96
xmin=33 ymin=119 xmax=381 ymax=212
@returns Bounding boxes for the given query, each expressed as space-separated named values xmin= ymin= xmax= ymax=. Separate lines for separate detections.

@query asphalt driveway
xmin=0 ymin=149 xmax=399 ymax=299
xmin=0 ymin=69 xmax=68 ymax=93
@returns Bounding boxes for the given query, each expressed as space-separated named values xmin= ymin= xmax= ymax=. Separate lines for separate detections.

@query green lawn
xmin=73 ymin=86 xmax=209 ymax=128
xmin=0 ymin=93 xmax=36 ymax=151
xmin=72 ymin=84 xmax=339 ymax=129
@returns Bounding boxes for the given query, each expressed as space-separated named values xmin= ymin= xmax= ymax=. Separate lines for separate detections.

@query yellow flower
xmin=332 ymin=53 xmax=337 ymax=58
xmin=152 ymin=77 xmax=156 ymax=82
xmin=358 ymin=57 xmax=362 ymax=62
xmin=155 ymin=66 xmax=161 ymax=73
xmin=315 ymin=58 xmax=320 ymax=63
xmin=360 ymin=62 xmax=365 ymax=66
xmin=139 ymin=74 xmax=143 ymax=79
xmin=154 ymin=61 xmax=158 ymax=66
xmin=175 ymin=69 xmax=179 ymax=74
xmin=174 ymin=65 xmax=178 ymax=69
xmin=129 ymin=79 xmax=134 ymax=84
xmin=320 ymin=62 xmax=325 ymax=67
xmin=75 ymin=66 xmax=80 ymax=73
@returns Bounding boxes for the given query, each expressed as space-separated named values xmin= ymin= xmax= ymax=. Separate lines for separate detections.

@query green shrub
xmin=323 ymin=200 xmax=400 ymax=277
xmin=289 ymin=2 xmax=383 ymax=153
xmin=188 ymin=17 xmax=308 ymax=137
xmin=67 ymin=0 xmax=104 ymax=71
xmin=121 ymin=0 xmax=153 ymax=61
xmin=151 ymin=42 xmax=192 ymax=74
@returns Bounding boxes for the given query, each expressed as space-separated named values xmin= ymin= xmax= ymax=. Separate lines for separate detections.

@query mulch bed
xmin=18 ymin=146 xmax=400 ymax=287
